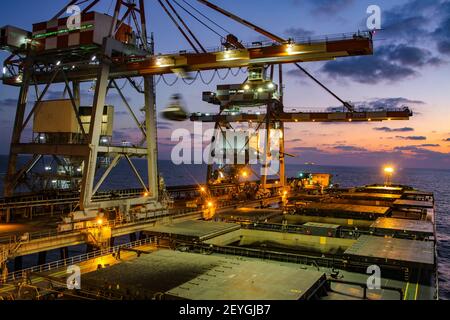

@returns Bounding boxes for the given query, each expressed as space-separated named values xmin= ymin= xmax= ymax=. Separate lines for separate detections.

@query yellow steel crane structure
xmin=0 ymin=0 xmax=412 ymax=222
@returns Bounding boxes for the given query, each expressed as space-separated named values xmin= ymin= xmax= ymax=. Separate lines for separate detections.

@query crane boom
xmin=9 ymin=33 xmax=373 ymax=86
xmin=190 ymin=109 xmax=413 ymax=123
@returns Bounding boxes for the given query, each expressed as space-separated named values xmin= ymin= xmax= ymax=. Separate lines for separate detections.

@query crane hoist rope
xmin=181 ymin=0 xmax=231 ymax=35
xmin=172 ymin=0 xmax=225 ymax=39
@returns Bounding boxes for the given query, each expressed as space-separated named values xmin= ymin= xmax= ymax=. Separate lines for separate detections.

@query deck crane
xmin=0 ymin=0 xmax=412 ymax=224
xmin=186 ymin=0 xmax=410 ymax=190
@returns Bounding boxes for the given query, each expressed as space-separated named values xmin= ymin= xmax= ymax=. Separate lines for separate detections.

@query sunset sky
xmin=0 ymin=0 xmax=449 ymax=169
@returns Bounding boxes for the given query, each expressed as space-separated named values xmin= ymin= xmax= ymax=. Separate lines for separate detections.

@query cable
xmin=158 ymin=0 xmax=201 ymax=53
xmin=155 ymin=76 xmax=163 ymax=86
xmin=160 ymin=74 xmax=179 ymax=86
xmin=172 ymin=0 xmax=224 ymax=38
xmin=155 ymin=67 xmax=242 ymax=87
xmin=181 ymin=71 xmax=200 ymax=85
xmin=217 ymin=68 xmax=231 ymax=81
xmin=118 ymin=79 xmax=127 ymax=91
xmin=181 ymin=0 xmax=231 ymax=35
xmin=230 ymin=68 xmax=242 ymax=77
xmin=199 ymin=70 xmax=217 ymax=85
xmin=165 ymin=0 xmax=207 ymax=53
xmin=294 ymin=63 xmax=354 ymax=112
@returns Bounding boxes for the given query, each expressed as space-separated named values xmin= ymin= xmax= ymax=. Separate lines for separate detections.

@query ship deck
xmin=344 ymin=235 xmax=435 ymax=269
xmin=144 ymin=220 xmax=240 ymax=242
xmin=0 ymin=184 xmax=438 ymax=300
xmin=371 ymin=217 xmax=435 ymax=238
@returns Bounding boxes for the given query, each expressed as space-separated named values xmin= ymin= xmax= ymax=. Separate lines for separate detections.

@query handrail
xmin=196 ymin=243 xmax=341 ymax=270
xmin=0 ymin=184 xmax=246 ymax=209
xmin=0 ymin=237 xmax=156 ymax=284
xmin=159 ymin=31 xmax=373 ymax=56
xmin=0 ymin=195 xmax=274 ymax=245
xmin=192 ymin=107 xmax=412 ymax=118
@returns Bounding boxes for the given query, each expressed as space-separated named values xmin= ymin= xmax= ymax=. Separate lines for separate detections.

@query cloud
xmin=420 ymin=144 xmax=440 ymax=147
xmin=323 ymin=97 xmax=424 ymax=116
xmin=289 ymin=138 xmax=303 ymax=142
xmin=380 ymin=0 xmax=441 ymax=43
xmin=361 ymin=97 xmax=425 ymax=110
xmin=318 ymin=0 xmax=450 ymax=84
xmin=333 ymin=145 xmax=368 ymax=152
xmin=382 ymin=0 xmax=450 ymax=56
xmin=433 ymin=16 xmax=450 ymax=55
xmin=284 ymin=27 xmax=315 ymax=39
xmin=373 ymin=127 xmax=415 ymax=133
xmin=292 ymin=147 xmax=322 ymax=152
xmin=444 ymin=138 xmax=450 ymax=142
xmin=320 ymin=45 xmax=442 ymax=84
xmin=290 ymin=0 xmax=354 ymax=15
xmin=286 ymin=144 xmax=450 ymax=169
xmin=396 ymin=136 xmax=427 ymax=141
xmin=383 ymin=44 xmax=444 ymax=67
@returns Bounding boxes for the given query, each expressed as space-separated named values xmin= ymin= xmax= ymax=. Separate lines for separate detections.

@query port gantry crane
xmin=0 ymin=0 xmax=412 ymax=224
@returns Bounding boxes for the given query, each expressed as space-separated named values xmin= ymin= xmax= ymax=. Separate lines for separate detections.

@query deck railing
xmin=0 ymin=237 xmax=156 ymax=284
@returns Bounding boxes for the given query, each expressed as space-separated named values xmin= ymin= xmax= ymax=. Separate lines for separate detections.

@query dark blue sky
xmin=1 ymin=0 xmax=450 ymax=168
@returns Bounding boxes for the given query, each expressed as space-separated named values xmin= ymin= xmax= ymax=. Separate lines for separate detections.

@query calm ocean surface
xmin=1 ymin=156 xmax=449 ymax=299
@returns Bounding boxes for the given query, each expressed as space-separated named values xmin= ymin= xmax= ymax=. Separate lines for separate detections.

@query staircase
xmin=1 ymin=237 xmax=23 ymax=269
xmin=84 ymin=228 xmax=111 ymax=250
xmin=1 ymin=245 xmax=8 ymax=267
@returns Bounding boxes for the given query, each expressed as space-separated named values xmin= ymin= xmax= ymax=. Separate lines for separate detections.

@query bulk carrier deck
xmin=1 ymin=181 xmax=438 ymax=300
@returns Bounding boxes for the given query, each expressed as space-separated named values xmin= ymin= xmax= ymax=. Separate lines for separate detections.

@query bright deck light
xmin=384 ymin=166 xmax=394 ymax=174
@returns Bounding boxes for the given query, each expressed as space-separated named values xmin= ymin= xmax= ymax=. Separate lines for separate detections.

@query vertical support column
xmin=4 ymin=61 xmax=32 ymax=198
xmin=206 ymin=122 xmax=220 ymax=187
xmin=73 ymin=81 xmax=80 ymax=107
xmin=6 ymin=208 xmax=11 ymax=224
xmin=144 ymin=75 xmax=159 ymax=200
xmin=38 ymin=251 xmax=47 ymax=265
xmin=73 ymin=80 xmax=81 ymax=144
xmin=60 ymin=247 xmax=69 ymax=260
xmin=278 ymin=64 xmax=286 ymax=188
xmin=139 ymin=232 xmax=147 ymax=240
xmin=279 ymin=123 xmax=286 ymax=188
xmin=80 ymin=41 xmax=112 ymax=210
xmin=14 ymin=256 xmax=23 ymax=272
xmin=261 ymin=105 xmax=271 ymax=191
xmin=86 ymin=244 xmax=96 ymax=254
